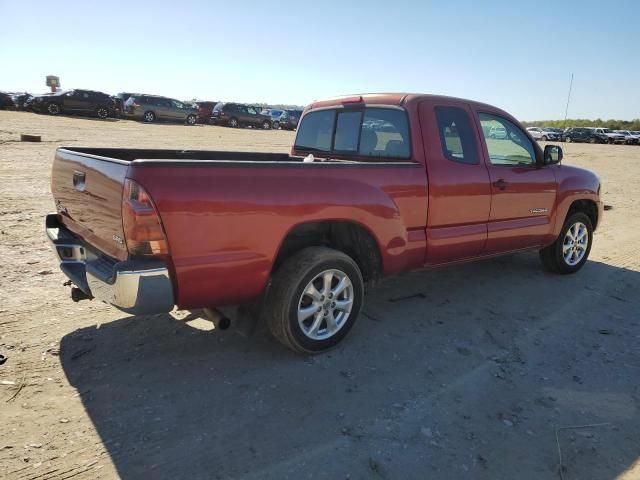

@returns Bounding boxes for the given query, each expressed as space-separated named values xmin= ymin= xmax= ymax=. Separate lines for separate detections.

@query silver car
xmin=124 ymin=94 xmax=198 ymax=125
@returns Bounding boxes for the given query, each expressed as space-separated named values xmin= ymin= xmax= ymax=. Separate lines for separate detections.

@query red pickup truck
xmin=46 ymin=93 xmax=603 ymax=353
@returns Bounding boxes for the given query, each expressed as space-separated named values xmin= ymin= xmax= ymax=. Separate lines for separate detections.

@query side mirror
xmin=544 ymin=144 xmax=563 ymax=165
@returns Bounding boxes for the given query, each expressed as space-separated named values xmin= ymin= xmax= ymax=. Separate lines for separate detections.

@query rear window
xmin=295 ymin=107 xmax=410 ymax=159
xmin=294 ymin=110 xmax=335 ymax=152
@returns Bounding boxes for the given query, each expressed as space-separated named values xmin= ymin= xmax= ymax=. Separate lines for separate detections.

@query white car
xmin=614 ymin=130 xmax=640 ymax=145
xmin=526 ymin=127 xmax=560 ymax=141
xmin=593 ymin=128 xmax=626 ymax=144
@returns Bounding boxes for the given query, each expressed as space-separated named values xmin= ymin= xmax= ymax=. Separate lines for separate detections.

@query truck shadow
xmin=60 ymin=252 xmax=640 ymax=479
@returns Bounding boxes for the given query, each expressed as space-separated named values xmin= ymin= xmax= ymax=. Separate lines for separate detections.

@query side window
xmin=435 ymin=106 xmax=478 ymax=165
xmin=171 ymin=100 xmax=184 ymax=109
xmin=333 ymin=111 xmax=362 ymax=152
xmin=359 ymin=108 xmax=410 ymax=158
xmin=479 ymin=113 xmax=537 ymax=167
xmin=294 ymin=110 xmax=336 ymax=152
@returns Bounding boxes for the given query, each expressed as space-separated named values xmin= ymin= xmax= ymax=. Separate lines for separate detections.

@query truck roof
xmin=308 ymin=93 xmax=499 ymax=111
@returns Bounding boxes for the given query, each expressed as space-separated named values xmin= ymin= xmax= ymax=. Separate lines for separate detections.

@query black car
xmin=210 ymin=102 xmax=273 ymax=129
xmin=0 ymin=92 xmax=14 ymax=110
xmin=279 ymin=109 xmax=303 ymax=130
xmin=11 ymin=92 xmax=34 ymax=111
xmin=562 ymin=127 xmax=607 ymax=144
xmin=31 ymin=89 xmax=116 ymax=119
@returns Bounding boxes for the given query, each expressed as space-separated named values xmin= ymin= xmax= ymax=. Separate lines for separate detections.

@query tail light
xmin=122 ymin=179 xmax=168 ymax=256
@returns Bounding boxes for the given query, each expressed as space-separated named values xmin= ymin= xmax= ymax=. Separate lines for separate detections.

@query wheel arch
xmin=272 ymin=220 xmax=383 ymax=285
xmin=566 ymin=199 xmax=599 ymax=230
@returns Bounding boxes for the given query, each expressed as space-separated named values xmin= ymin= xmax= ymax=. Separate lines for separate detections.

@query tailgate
xmin=51 ymin=148 xmax=129 ymax=261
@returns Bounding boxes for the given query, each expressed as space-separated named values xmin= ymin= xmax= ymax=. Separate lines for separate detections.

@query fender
xmin=551 ymin=164 xmax=602 ymax=237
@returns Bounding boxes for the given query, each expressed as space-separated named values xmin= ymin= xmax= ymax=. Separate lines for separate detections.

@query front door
xmin=419 ymin=99 xmax=492 ymax=264
xmin=476 ymin=112 xmax=557 ymax=254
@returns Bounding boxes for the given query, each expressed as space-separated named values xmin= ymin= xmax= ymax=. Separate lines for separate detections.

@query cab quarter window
xmin=435 ymin=106 xmax=478 ymax=165
xmin=479 ymin=113 xmax=537 ymax=166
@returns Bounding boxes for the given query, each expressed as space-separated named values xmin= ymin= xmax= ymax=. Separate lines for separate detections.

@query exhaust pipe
xmin=203 ymin=307 xmax=231 ymax=331
xmin=71 ymin=287 xmax=93 ymax=302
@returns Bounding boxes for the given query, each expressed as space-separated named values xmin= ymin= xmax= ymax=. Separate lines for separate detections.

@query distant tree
xmin=522 ymin=118 xmax=640 ymax=131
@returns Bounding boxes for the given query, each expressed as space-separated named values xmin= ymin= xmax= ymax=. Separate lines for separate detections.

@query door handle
xmin=492 ymin=179 xmax=508 ymax=190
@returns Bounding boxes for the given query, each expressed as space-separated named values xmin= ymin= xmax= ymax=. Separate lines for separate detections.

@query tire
xmin=541 ymin=135 xmax=548 ymax=142
xmin=47 ymin=103 xmax=60 ymax=115
xmin=186 ymin=114 xmax=196 ymax=126
xmin=262 ymin=120 xmax=271 ymax=130
xmin=588 ymin=137 xmax=596 ymax=144
xmin=143 ymin=111 xmax=156 ymax=123
xmin=229 ymin=117 xmax=239 ymax=128
xmin=96 ymin=106 xmax=109 ymax=119
xmin=565 ymin=136 xmax=572 ymax=143
xmin=265 ymin=247 xmax=364 ymax=354
xmin=272 ymin=121 xmax=280 ymax=130
xmin=539 ymin=212 xmax=593 ymax=274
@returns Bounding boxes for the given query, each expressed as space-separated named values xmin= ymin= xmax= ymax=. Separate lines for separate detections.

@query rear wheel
xmin=265 ymin=247 xmax=364 ymax=354
xmin=272 ymin=121 xmax=280 ymax=130
xmin=47 ymin=103 xmax=60 ymax=115
xmin=143 ymin=111 xmax=156 ymax=123
xmin=588 ymin=137 xmax=596 ymax=144
xmin=565 ymin=136 xmax=572 ymax=143
xmin=96 ymin=106 xmax=109 ymax=119
xmin=186 ymin=114 xmax=196 ymax=125
xmin=539 ymin=212 xmax=593 ymax=274
xmin=262 ymin=120 xmax=271 ymax=130
xmin=229 ymin=117 xmax=239 ymax=128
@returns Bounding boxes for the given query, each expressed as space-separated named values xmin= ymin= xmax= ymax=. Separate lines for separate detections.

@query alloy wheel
xmin=562 ymin=222 xmax=588 ymax=266
xmin=297 ymin=269 xmax=354 ymax=341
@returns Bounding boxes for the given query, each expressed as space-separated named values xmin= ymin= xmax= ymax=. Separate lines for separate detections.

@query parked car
xmin=45 ymin=93 xmax=603 ymax=353
xmin=278 ymin=109 xmax=303 ymax=130
xmin=31 ymin=89 xmax=116 ymax=119
xmin=526 ymin=127 xmax=560 ymax=141
xmin=262 ymin=108 xmax=284 ymax=129
xmin=0 ymin=92 xmax=15 ymax=109
xmin=124 ymin=94 xmax=198 ymax=125
xmin=210 ymin=102 xmax=273 ymax=129
xmin=614 ymin=130 xmax=640 ymax=145
xmin=194 ymin=101 xmax=218 ymax=124
xmin=592 ymin=128 xmax=626 ymax=144
xmin=488 ymin=125 xmax=507 ymax=139
xmin=11 ymin=92 xmax=34 ymax=111
xmin=562 ymin=127 xmax=608 ymax=144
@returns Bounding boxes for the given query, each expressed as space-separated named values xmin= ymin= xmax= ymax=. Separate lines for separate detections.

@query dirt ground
xmin=1 ymin=111 xmax=639 ymax=480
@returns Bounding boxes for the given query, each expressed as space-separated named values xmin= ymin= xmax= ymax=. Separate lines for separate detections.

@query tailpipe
xmin=203 ymin=307 xmax=231 ymax=331
xmin=71 ymin=287 xmax=93 ymax=302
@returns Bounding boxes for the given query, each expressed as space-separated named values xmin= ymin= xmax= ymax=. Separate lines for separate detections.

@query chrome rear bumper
xmin=45 ymin=214 xmax=174 ymax=315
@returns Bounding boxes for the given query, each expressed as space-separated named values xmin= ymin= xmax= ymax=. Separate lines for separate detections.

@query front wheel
xmin=228 ymin=117 xmax=239 ymax=128
xmin=541 ymin=135 xmax=548 ymax=141
xmin=265 ymin=247 xmax=364 ymax=354
xmin=272 ymin=121 xmax=280 ymax=130
xmin=565 ymin=136 xmax=572 ymax=143
xmin=539 ymin=212 xmax=593 ymax=274
xmin=186 ymin=114 xmax=196 ymax=125
xmin=96 ymin=106 xmax=109 ymax=119
xmin=262 ymin=120 xmax=271 ymax=130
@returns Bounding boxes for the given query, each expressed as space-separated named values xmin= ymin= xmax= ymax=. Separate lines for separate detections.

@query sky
xmin=1 ymin=0 xmax=639 ymax=121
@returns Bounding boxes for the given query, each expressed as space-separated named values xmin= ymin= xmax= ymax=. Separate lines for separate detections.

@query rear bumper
xmin=45 ymin=214 xmax=175 ymax=315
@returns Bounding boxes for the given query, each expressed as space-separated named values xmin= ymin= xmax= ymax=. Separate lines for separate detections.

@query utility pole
xmin=563 ymin=73 xmax=574 ymax=128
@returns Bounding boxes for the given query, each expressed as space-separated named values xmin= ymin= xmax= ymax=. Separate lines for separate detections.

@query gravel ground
xmin=1 ymin=111 xmax=639 ymax=480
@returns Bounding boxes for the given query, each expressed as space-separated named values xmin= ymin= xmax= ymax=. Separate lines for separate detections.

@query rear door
xmin=475 ymin=111 xmax=557 ymax=253
xmin=419 ymin=99 xmax=491 ymax=264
